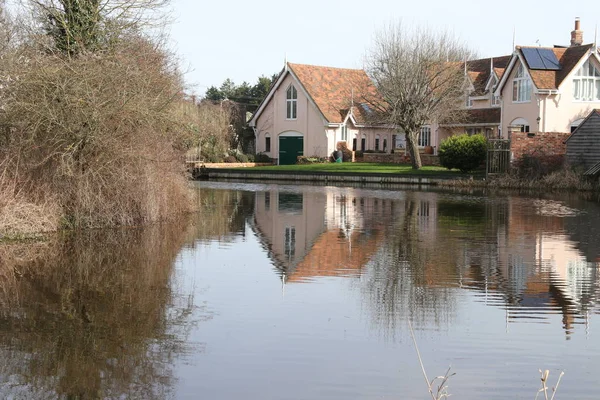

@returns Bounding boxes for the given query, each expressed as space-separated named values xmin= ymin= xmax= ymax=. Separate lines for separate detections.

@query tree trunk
xmin=406 ymin=131 xmax=422 ymax=169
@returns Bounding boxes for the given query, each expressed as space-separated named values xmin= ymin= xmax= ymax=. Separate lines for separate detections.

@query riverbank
xmin=192 ymin=163 xmax=479 ymax=185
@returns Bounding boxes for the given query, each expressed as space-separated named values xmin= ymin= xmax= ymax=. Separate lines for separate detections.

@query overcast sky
xmin=170 ymin=0 xmax=599 ymax=97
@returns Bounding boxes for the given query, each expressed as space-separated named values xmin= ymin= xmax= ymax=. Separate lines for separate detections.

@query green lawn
xmin=249 ymin=163 xmax=469 ymax=175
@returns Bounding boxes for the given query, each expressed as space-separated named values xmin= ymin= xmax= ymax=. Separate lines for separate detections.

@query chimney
xmin=571 ymin=17 xmax=583 ymax=46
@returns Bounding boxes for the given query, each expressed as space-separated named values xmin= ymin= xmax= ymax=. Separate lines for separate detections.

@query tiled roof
xmin=467 ymin=56 xmax=511 ymax=96
xmin=440 ymin=108 xmax=500 ymax=126
xmin=519 ymin=44 xmax=594 ymax=89
xmin=288 ymin=63 xmax=378 ymax=123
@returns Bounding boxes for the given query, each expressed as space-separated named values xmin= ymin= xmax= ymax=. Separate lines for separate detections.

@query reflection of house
xmin=251 ymin=188 xmax=390 ymax=282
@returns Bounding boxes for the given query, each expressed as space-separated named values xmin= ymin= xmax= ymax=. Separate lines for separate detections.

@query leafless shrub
xmin=0 ymin=32 xmax=195 ymax=230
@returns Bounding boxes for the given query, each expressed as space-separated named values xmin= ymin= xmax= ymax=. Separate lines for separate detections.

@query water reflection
xmin=250 ymin=185 xmax=600 ymax=337
xmin=0 ymin=225 xmax=197 ymax=399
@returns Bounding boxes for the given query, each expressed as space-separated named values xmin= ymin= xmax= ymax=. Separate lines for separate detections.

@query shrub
xmin=297 ymin=156 xmax=328 ymax=164
xmin=254 ymin=152 xmax=272 ymax=163
xmin=224 ymin=155 xmax=237 ymax=163
xmin=355 ymin=150 xmax=364 ymax=158
xmin=512 ymin=153 xmax=564 ymax=179
xmin=235 ymin=153 xmax=249 ymax=163
xmin=439 ymin=134 xmax=487 ymax=172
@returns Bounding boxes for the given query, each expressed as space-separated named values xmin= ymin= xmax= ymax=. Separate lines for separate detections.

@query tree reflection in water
xmin=0 ymin=223 xmax=197 ymax=399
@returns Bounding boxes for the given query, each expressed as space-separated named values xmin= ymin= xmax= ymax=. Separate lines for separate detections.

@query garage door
xmin=279 ymin=136 xmax=303 ymax=165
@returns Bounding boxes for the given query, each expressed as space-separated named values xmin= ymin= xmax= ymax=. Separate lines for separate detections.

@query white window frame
xmin=512 ymin=63 xmax=532 ymax=103
xmin=573 ymin=60 xmax=600 ymax=102
xmin=265 ymin=133 xmax=271 ymax=152
xmin=465 ymin=94 xmax=473 ymax=108
xmin=418 ymin=126 xmax=431 ymax=147
xmin=341 ymin=125 xmax=347 ymax=141
xmin=286 ymin=85 xmax=298 ymax=119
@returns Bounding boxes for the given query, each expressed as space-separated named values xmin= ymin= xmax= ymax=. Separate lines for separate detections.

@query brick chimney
xmin=570 ymin=17 xmax=583 ymax=46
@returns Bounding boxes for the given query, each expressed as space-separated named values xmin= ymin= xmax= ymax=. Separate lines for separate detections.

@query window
xmin=465 ymin=127 xmax=483 ymax=136
xmin=383 ymin=138 xmax=387 ymax=152
xmin=465 ymin=95 xmax=473 ymax=108
xmin=375 ymin=135 xmax=380 ymax=151
xmin=489 ymin=76 xmax=500 ymax=106
xmin=265 ymin=192 xmax=270 ymax=211
xmin=511 ymin=118 xmax=530 ymax=133
xmin=286 ymin=85 xmax=297 ymax=119
xmin=265 ymin=134 xmax=271 ymax=152
xmin=361 ymin=135 xmax=366 ymax=150
xmin=570 ymin=118 xmax=584 ymax=133
xmin=341 ymin=125 xmax=347 ymax=141
xmin=284 ymin=227 xmax=296 ymax=261
xmin=418 ymin=126 xmax=431 ymax=147
xmin=512 ymin=63 xmax=532 ymax=102
xmin=573 ymin=60 xmax=600 ymax=101
xmin=352 ymin=138 xmax=357 ymax=150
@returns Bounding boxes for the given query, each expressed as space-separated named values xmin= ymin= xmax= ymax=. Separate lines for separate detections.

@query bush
xmin=297 ymin=156 xmax=328 ymax=164
xmin=512 ymin=153 xmax=564 ymax=179
xmin=254 ymin=152 xmax=272 ymax=163
xmin=235 ymin=153 xmax=249 ymax=163
xmin=224 ymin=155 xmax=237 ymax=163
xmin=354 ymin=150 xmax=364 ymax=158
xmin=246 ymin=154 xmax=255 ymax=162
xmin=439 ymin=134 xmax=487 ymax=172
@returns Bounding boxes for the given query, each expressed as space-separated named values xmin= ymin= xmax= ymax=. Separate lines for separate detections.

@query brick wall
xmin=362 ymin=153 xmax=441 ymax=166
xmin=510 ymin=132 xmax=570 ymax=161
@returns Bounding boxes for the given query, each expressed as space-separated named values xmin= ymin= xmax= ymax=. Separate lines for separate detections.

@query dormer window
xmin=573 ymin=60 xmax=600 ymax=101
xmin=286 ymin=85 xmax=297 ymax=119
xmin=512 ymin=63 xmax=532 ymax=102
xmin=490 ymin=76 xmax=500 ymax=106
xmin=465 ymin=95 xmax=473 ymax=108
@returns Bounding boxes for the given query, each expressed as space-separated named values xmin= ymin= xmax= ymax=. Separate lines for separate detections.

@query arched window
xmin=511 ymin=118 xmax=530 ymax=133
xmin=570 ymin=118 xmax=584 ymax=133
xmin=513 ymin=63 xmax=532 ymax=102
xmin=383 ymin=138 xmax=387 ymax=152
xmin=573 ymin=60 xmax=600 ymax=101
xmin=286 ymin=85 xmax=297 ymax=119
xmin=265 ymin=133 xmax=271 ymax=152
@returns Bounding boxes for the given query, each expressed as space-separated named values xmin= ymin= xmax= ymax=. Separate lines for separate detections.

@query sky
xmin=169 ymin=0 xmax=600 ymax=97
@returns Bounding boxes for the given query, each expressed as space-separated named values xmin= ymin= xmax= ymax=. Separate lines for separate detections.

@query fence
xmin=486 ymin=139 xmax=511 ymax=178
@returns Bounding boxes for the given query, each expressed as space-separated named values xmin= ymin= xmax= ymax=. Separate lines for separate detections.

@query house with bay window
xmin=249 ymin=62 xmax=398 ymax=165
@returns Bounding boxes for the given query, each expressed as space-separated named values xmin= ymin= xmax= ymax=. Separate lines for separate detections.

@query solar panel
xmin=521 ymin=47 xmax=561 ymax=70
xmin=538 ymin=48 xmax=561 ymax=70
xmin=522 ymin=48 xmax=545 ymax=69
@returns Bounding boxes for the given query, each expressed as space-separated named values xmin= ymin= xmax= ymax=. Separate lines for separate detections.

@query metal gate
xmin=486 ymin=139 xmax=511 ymax=178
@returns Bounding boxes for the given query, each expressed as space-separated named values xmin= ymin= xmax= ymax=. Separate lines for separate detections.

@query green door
xmin=279 ymin=136 xmax=303 ymax=165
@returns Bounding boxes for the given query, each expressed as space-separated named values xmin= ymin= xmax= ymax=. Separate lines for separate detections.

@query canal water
xmin=1 ymin=181 xmax=600 ymax=399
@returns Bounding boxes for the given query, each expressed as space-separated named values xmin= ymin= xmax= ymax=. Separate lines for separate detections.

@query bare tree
xmin=365 ymin=23 xmax=474 ymax=169
xmin=29 ymin=0 xmax=169 ymax=55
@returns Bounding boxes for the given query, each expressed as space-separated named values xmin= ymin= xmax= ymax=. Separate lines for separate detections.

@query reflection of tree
xmin=362 ymin=194 xmax=458 ymax=337
xmin=0 ymin=224 xmax=198 ymax=399
xmin=191 ymin=187 xmax=255 ymax=241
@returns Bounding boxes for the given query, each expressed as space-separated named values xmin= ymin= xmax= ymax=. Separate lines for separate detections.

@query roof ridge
xmin=288 ymin=62 xmax=365 ymax=72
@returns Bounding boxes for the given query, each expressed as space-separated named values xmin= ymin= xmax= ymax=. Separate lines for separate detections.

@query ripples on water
xmin=1 ymin=181 xmax=600 ymax=399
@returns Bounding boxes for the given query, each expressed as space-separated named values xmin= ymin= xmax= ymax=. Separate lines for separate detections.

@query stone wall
xmin=362 ymin=153 xmax=441 ymax=166
xmin=511 ymin=132 xmax=570 ymax=161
